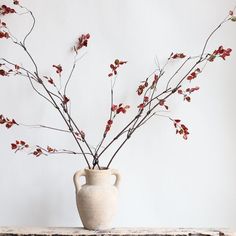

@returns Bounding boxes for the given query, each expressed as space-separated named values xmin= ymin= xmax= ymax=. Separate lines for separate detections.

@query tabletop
xmin=0 ymin=227 xmax=235 ymax=236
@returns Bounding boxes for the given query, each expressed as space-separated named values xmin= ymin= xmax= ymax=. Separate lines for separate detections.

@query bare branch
xmin=0 ymin=58 xmax=37 ymax=79
xmin=165 ymin=57 xmax=191 ymax=90
xmin=26 ymin=72 xmax=55 ymax=106
xmin=63 ymin=52 xmax=87 ymax=96
xmin=23 ymin=10 xmax=35 ymax=46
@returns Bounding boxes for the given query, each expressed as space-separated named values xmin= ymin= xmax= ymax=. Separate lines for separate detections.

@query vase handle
xmin=73 ymin=169 xmax=86 ymax=193
xmin=111 ymin=169 xmax=121 ymax=189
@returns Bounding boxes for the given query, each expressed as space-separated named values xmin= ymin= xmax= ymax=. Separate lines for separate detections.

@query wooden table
xmin=0 ymin=227 xmax=235 ymax=236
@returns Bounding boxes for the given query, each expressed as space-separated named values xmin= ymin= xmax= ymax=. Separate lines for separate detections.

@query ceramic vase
xmin=73 ymin=168 xmax=121 ymax=230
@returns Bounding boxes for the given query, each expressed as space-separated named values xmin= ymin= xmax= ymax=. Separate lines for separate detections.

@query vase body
xmin=73 ymin=168 xmax=121 ymax=230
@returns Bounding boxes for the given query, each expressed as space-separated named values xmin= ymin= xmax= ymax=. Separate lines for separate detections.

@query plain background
xmin=0 ymin=0 xmax=236 ymax=229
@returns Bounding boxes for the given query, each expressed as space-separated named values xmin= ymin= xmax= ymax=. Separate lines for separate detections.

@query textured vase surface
xmin=73 ymin=168 xmax=121 ymax=230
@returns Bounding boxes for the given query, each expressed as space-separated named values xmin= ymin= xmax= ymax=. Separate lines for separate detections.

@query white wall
xmin=0 ymin=0 xmax=236 ymax=228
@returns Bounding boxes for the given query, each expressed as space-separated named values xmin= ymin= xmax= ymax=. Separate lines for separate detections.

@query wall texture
xmin=0 ymin=0 xmax=236 ymax=229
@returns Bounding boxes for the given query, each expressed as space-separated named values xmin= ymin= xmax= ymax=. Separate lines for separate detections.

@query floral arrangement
xmin=0 ymin=1 xmax=235 ymax=170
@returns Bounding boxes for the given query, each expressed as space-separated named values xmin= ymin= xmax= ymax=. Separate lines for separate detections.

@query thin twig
xmin=106 ymin=136 xmax=130 ymax=168
xmin=165 ymin=57 xmax=191 ymax=90
xmin=26 ymin=72 xmax=55 ymax=106
xmin=105 ymin=14 xmax=231 ymax=166
xmin=63 ymin=52 xmax=87 ymax=96
xmin=35 ymin=145 xmax=94 ymax=156
xmin=19 ymin=123 xmax=71 ymax=133
xmin=0 ymin=58 xmax=36 ymax=79
xmin=23 ymin=10 xmax=35 ymax=46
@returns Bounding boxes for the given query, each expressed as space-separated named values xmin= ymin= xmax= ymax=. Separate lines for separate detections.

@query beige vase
xmin=73 ymin=168 xmax=121 ymax=230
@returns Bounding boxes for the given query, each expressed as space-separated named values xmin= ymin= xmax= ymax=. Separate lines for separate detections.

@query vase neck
xmin=85 ymin=169 xmax=112 ymax=186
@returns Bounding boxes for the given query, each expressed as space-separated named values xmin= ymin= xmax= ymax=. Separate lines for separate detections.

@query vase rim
xmin=84 ymin=167 xmax=111 ymax=173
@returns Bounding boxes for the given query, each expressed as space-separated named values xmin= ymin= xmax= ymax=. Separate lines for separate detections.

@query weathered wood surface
xmin=0 ymin=227 xmax=235 ymax=236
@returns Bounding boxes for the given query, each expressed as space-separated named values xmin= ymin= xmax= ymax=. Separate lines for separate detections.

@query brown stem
xmin=106 ymin=88 xmax=177 ymax=167
xmin=135 ymin=112 xmax=157 ymax=129
xmin=35 ymin=145 xmax=95 ymax=157
xmin=105 ymin=51 xmax=214 ymax=167
xmin=0 ymin=58 xmax=36 ymax=79
xmin=23 ymin=10 xmax=35 ymax=46
xmin=96 ymin=88 xmax=172 ymax=164
xmin=20 ymin=42 xmax=40 ymax=76
xmin=9 ymin=10 xmax=93 ymax=167
xmin=63 ymin=51 xmax=87 ymax=96
xmin=63 ymin=62 xmax=76 ymax=96
xmin=65 ymin=112 xmax=95 ymax=157
xmin=26 ymin=73 xmax=55 ymax=106
xmin=132 ymin=69 xmax=165 ymax=132
xmin=93 ymin=77 xmax=116 ymax=168
xmin=96 ymin=115 xmax=139 ymax=160
xmin=41 ymin=82 xmax=91 ymax=168
xmin=19 ymin=43 xmax=92 ymax=168
xmin=106 ymin=136 xmax=130 ymax=169
xmin=96 ymin=68 xmax=162 ymax=162
xmin=19 ymin=123 xmax=71 ymax=133
xmin=165 ymin=57 xmax=191 ymax=90
xmin=176 ymin=55 xmax=208 ymax=88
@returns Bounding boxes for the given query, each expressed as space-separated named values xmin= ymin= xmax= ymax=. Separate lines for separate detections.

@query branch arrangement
xmin=0 ymin=1 xmax=235 ymax=169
